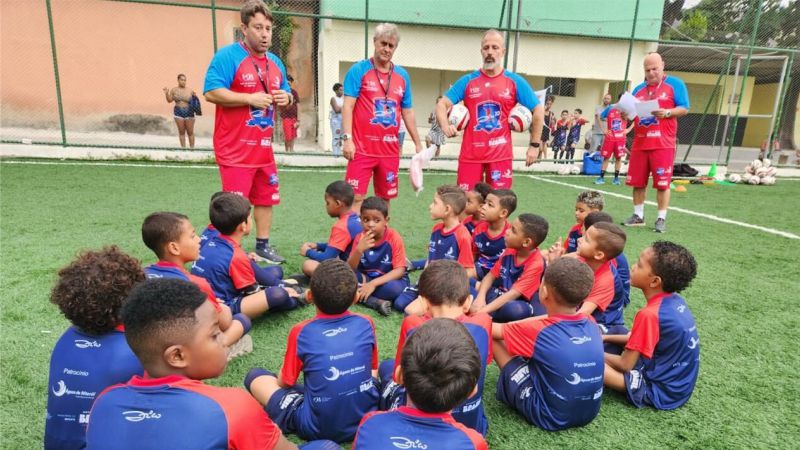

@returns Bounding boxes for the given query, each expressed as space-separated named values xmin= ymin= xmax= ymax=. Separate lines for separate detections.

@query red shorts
xmin=218 ymin=164 xmax=281 ymax=206
xmin=282 ymin=118 xmax=297 ymax=141
xmin=345 ymin=153 xmax=400 ymax=199
xmin=600 ymin=139 xmax=627 ymax=159
xmin=457 ymin=160 xmax=513 ymax=190
xmin=625 ymin=148 xmax=674 ymax=190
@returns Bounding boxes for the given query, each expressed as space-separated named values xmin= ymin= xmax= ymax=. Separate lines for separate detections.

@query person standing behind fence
xmin=163 ymin=74 xmax=196 ymax=148
xmin=592 ymin=93 xmax=612 ymax=152
xmin=330 ymin=83 xmax=344 ymax=156
xmin=203 ymin=0 xmax=293 ymax=264
xmin=280 ymin=75 xmax=300 ymax=153
xmin=436 ymin=29 xmax=544 ymax=189
xmin=342 ymin=23 xmax=423 ymax=213
xmin=621 ymin=52 xmax=689 ymax=234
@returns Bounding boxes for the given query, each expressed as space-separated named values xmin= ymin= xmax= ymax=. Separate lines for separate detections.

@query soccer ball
xmin=750 ymin=159 xmax=763 ymax=170
xmin=447 ymin=104 xmax=470 ymax=131
xmin=557 ymin=166 xmax=570 ymax=175
xmin=748 ymin=175 xmax=761 ymax=185
xmin=762 ymin=158 xmax=771 ymax=168
xmin=745 ymin=165 xmax=755 ymax=175
xmin=727 ymin=173 xmax=741 ymax=183
xmin=761 ymin=176 xmax=776 ymax=185
xmin=764 ymin=167 xmax=778 ymax=177
xmin=570 ymin=165 xmax=581 ymax=175
xmin=742 ymin=173 xmax=753 ymax=183
xmin=756 ymin=167 xmax=768 ymax=177
xmin=508 ymin=104 xmax=532 ymax=132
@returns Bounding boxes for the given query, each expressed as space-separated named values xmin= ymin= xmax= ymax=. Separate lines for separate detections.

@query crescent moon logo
xmin=565 ymin=373 xmax=581 ymax=385
xmin=52 ymin=380 xmax=67 ymax=397
xmin=324 ymin=367 xmax=340 ymax=381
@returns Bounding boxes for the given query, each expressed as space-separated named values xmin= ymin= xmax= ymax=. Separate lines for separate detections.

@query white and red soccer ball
xmin=447 ymin=104 xmax=470 ymax=131
xmin=509 ymin=104 xmax=532 ymax=132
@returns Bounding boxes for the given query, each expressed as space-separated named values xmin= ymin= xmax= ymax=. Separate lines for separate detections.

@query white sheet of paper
xmin=616 ymin=92 xmax=638 ymax=119
xmin=535 ymin=88 xmax=548 ymax=106
xmin=636 ymin=99 xmax=660 ymax=119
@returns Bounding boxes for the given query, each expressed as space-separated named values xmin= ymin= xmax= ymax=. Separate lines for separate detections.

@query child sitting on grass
xmin=45 ymin=246 xmax=145 ymax=450
xmin=603 ymin=241 xmax=700 ymax=410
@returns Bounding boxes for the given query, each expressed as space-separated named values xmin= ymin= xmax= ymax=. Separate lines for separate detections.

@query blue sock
xmin=256 ymin=238 xmax=269 ymax=251
xmin=232 ymin=313 xmax=252 ymax=334
xmin=264 ymin=286 xmax=296 ymax=312
xmin=244 ymin=368 xmax=275 ymax=392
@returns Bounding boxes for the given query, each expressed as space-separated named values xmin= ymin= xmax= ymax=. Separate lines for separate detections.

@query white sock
xmin=657 ymin=210 xmax=667 ymax=220
xmin=634 ymin=204 xmax=645 ymax=219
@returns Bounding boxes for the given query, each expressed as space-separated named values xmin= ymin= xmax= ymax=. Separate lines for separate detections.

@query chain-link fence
xmin=1 ymin=0 xmax=798 ymax=167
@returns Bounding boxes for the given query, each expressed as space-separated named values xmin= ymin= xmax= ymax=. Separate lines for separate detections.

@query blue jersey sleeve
xmin=344 ymin=60 xmax=371 ymax=98
xmin=306 ymin=245 xmax=340 ymax=262
xmin=268 ymin=53 xmax=291 ymax=92
xmin=600 ymin=105 xmax=613 ymax=120
xmin=445 ymin=72 xmax=477 ymax=105
xmin=203 ymin=44 xmax=244 ymax=94
xmin=507 ymin=71 xmax=539 ymax=109
xmin=397 ymin=66 xmax=413 ymax=109
xmin=631 ymin=81 xmax=647 ymax=96
xmin=667 ymin=76 xmax=690 ymax=110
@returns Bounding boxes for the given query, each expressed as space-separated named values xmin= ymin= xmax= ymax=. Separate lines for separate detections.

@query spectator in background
xmin=163 ymin=74 xmax=196 ymax=148
xmin=281 ymin=75 xmax=300 ymax=152
xmin=538 ymin=95 xmax=555 ymax=161
xmin=592 ymin=93 xmax=613 ymax=152
xmin=330 ymin=83 xmax=344 ymax=156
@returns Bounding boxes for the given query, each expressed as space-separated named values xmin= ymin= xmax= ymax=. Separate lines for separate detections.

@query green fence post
xmin=503 ymin=0 xmax=513 ymax=68
xmin=211 ymin=0 xmax=218 ymax=52
xmin=768 ymin=51 xmax=794 ymax=159
xmin=725 ymin=0 xmax=763 ymax=166
xmin=364 ymin=0 xmax=369 ymax=59
xmin=622 ymin=0 xmax=640 ymax=91
xmin=45 ymin=0 xmax=67 ymax=146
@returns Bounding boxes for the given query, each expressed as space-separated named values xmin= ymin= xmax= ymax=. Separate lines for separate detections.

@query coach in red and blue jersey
xmin=341 ymin=23 xmax=423 ymax=212
xmin=622 ymin=53 xmax=690 ymax=234
xmin=436 ymin=29 xmax=543 ymax=190
xmin=203 ymin=1 xmax=292 ymax=265
xmin=493 ymin=258 xmax=605 ymax=431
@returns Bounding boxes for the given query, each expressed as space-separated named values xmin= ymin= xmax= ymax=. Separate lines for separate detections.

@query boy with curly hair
xmin=45 ymin=246 xmax=146 ymax=450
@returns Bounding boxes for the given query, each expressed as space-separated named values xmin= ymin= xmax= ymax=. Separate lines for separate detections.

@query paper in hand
xmin=635 ymin=99 xmax=660 ymax=119
xmin=615 ymin=92 xmax=638 ymax=119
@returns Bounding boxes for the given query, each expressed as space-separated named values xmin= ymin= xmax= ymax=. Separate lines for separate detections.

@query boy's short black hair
xmin=123 ymin=278 xmax=207 ymax=366
xmin=591 ymin=222 xmax=626 ymax=260
xmin=575 ymin=108 xmax=583 ymax=114
xmin=418 ymin=260 xmax=469 ymax=307
xmin=436 ymin=185 xmax=467 ymax=216
xmin=210 ymin=192 xmax=251 ymax=235
xmin=576 ymin=190 xmax=604 ymax=211
xmin=546 ymin=94 xmax=555 ymax=103
xmin=543 ymin=258 xmax=594 ymax=307
xmin=325 ymin=180 xmax=355 ymax=207
xmin=309 ymin=259 xmax=358 ymax=315
xmin=490 ymin=189 xmax=517 ymax=215
xmin=142 ymin=212 xmax=189 ymax=259
xmin=333 ymin=82 xmax=343 ymax=91
xmin=51 ymin=246 xmax=145 ymax=335
xmin=471 ymin=182 xmax=492 ymax=202
xmin=561 ymin=109 xmax=569 ymax=114
xmin=583 ymin=211 xmax=614 ymax=230
xmin=360 ymin=196 xmax=389 ymax=218
xmin=400 ymin=318 xmax=480 ymax=413
xmin=517 ymin=213 xmax=549 ymax=247
xmin=650 ymin=241 xmax=697 ymax=293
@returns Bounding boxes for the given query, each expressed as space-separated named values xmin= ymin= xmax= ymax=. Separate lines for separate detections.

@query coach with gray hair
xmin=341 ymin=23 xmax=423 ymax=213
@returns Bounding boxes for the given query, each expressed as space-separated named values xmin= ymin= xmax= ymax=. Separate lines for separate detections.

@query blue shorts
xmin=624 ymin=366 xmax=651 ymax=408
xmin=495 ymin=357 xmax=536 ymax=424
xmin=378 ymin=359 xmax=406 ymax=411
xmin=599 ymin=324 xmax=629 ymax=355
xmin=226 ymin=297 xmax=243 ymax=315
xmin=174 ymin=106 xmax=195 ymax=119
xmin=266 ymin=385 xmax=306 ymax=435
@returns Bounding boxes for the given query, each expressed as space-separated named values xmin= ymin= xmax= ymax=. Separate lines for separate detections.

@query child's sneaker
xmin=622 ymin=214 xmax=646 ymax=227
xmin=612 ymin=178 xmax=621 ymax=185
xmin=286 ymin=273 xmax=311 ymax=287
xmin=254 ymin=244 xmax=286 ymax=264
xmin=375 ymin=299 xmax=392 ymax=317
xmin=227 ymin=334 xmax=254 ymax=361
xmin=594 ymin=177 xmax=605 ymax=185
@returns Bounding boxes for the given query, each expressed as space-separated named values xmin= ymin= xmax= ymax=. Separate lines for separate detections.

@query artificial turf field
xmin=1 ymin=159 xmax=798 ymax=449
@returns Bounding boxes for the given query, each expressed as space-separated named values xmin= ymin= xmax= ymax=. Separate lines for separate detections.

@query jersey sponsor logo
xmin=371 ymin=98 xmax=399 ymax=128
xmin=241 ymin=73 xmax=254 ymax=82
xmin=323 ymin=364 xmax=366 ymax=381
xmin=499 ymin=87 xmax=512 ymax=99
xmin=569 ymin=335 xmax=592 ymax=345
xmin=365 ymin=80 xmax=379 ymax=92
xmin=444 ymin=247 xmax=455 ymax=259
xmin=330 ymin=351 xmax=354 ymax=360
xmin=386 ymin=171 xmax=397 ymax=183
xmin=460 ymin=397 xmax=481 ymax=412
xmin=322 ymin=327 xmax=348 ymax=337
xmin=246 ymin=106 xmax=275 ymax=130
xmin=390 ymin=437 xmax=428 ymax=449
xmin=79 ymin=413 xmax=90 ymax=424
xmin=359 ymin=379 xmax=375 ymax=392
xmin=260 ymin=137 xmax=272 ymax=147
xmin=490 ymin=170 xmax=502 ymax=182
xmin=268 ymin=173 xmax=279 ymax=186
xmin=611 ymin=118 xmax=622 ymax=131
xmin=677 ymin=304 xmax=686 ymax=313
xmin=123 ymin=410 xmax=161 ymax=422
xmin=639 ymin=116 xmax=658 ymax=127
xmin=687 ymin=336 xmax=699 ymax=349
xmin=74 ymin=339 xmax=101 ymax=349
xmin=488 ymin=137 xmax=507 ymax=147
xmin=381 ymin=254 xmax=391 ymax=265
xmin=474 ymin=101 xmax=502 ymax=132
xmin=573 ymin=361 xmax=597 ymax=368
xmin=63 ymin=368 xmax=90 ymax=377
xmin=565 ymin=373 xmax=603 ymax=385
xmin=393 ymin=86 xmax=405 ymax=97
xmin=51 ymin=380 xmax=96 ymax=399
xmin=383 ymin=135 xmax=398 ymax=143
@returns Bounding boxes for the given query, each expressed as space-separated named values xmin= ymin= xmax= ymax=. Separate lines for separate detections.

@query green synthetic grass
xmin=1 ymin=159 xmax=798 ymax=449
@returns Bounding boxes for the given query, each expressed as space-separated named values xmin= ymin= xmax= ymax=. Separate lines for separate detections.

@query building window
xmin=545 ymin=77 xmax=577 ymax=97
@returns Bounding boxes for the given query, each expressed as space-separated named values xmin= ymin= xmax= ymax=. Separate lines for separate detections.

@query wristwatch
xmin=529 ymin=142 xmax=541 ymax=148
xmin=665 ymin=109 xmax=672 ymax=118
xmin=341 ymin=133 xmax=351 ymax=141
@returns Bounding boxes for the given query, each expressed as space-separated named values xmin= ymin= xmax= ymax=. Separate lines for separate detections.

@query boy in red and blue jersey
xmin=354 ymin=318 xmax=488 ymax=450
xmin=245 ymin=259 xmax=380 ymax=443
xmin=584 ymin=212 xmax=631 ymax=313
xmin=141 ymin=211 xmax=251 ymax=352
xmin=191 ymin=193 xmax=304 ymax=320
xmin=346 ymin=196 xmax=409 ymax=316
xmin=45 ymin=247 xmax=145 ymax=450
xmin=86 ymin=278 xmax=336 ymax=449
xmin=473 ymin=214 xmax=548 ymax=323
xmin=342 ymin=24 xmax=423 ymax=211
xmin=462 ymin=182 xmax=491 ymax=235
xmin=596 ymin=96 xmax=634 ymax=185
xmin=492 ymin=258 xmax=605 ymax=431
xmin=473 ymin=189 xmax=516 ymax=279
xmin=552 ymin=110 xmax=571 ymax=162
xmin=398 ymin=185 xmax=476 ymax=315
xmin=604 ymin=241 xmax=700 ymax=410
xmin=563 ymin=190 xmax=604 ymax=254
xmin=565 ymin=109 xmax=589 ymax=164
xmin=299 ymin=181 xmax=363 ymax=279
xmin=378 ymin=261 xmax=492 ymax=435
xmin=203 ymin=3 xmax=294 ymax=264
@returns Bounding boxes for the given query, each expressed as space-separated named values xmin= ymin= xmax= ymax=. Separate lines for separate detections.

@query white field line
xmin=2 ymin=160 xmax=796 ymax=240
xmin=526 ymin=174 xmax=799 ymax=240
